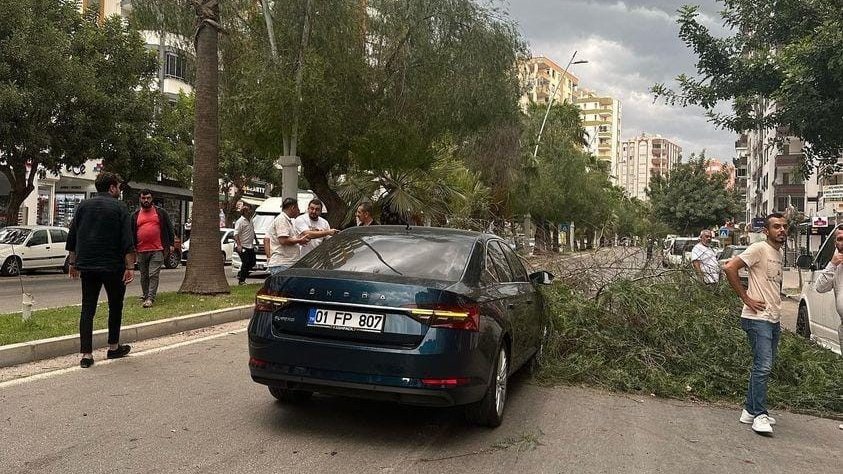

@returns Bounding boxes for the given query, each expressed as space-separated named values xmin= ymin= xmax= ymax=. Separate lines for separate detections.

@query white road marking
xmin=0 ymin=328 xmax=246 ymax=389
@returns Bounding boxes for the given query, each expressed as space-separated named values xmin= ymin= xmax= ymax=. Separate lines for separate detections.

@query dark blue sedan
xmin=247 ymin=226 xmax=553 ymax=427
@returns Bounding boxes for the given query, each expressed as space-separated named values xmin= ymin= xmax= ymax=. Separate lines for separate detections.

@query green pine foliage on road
xmin=537 ymin=275 xmax=843 ymax=417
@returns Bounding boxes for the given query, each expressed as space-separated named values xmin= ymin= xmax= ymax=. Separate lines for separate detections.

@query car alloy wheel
xmin=466 ymin=344 xmax=509 ymax=427
xmin=796 ymin=304 xmax=811 ymax=339
xmin=2 ymin=257 xmax=20 ymax=277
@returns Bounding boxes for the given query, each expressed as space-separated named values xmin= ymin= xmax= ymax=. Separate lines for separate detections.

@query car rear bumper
xmin=249 ymin=363 xmax=486 ymax=407
xmin=247 ymin=312 xmax=492 ymax=407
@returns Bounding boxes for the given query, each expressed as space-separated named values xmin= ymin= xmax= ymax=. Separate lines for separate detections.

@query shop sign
xmin=242 ymin=180 xmax=268 ymax=198
xmin=811 ymin=216 xmax=829 ymax=228
xmin=822 ymin=184 xmax=843 ymax=202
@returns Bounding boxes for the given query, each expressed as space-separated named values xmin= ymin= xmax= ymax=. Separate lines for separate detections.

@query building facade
xmin=518 ymin=57 xmax=580 ymax=109
xmin=575 ymin=89 xmax=622 ymax=178
xmin=618 ymin=134 xmax=682 ymax=201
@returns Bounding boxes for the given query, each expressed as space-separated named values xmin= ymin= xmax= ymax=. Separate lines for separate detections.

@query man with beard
xmin=293 ymin=199 xmax=339 ymax=257
xmin=723 ymin=213 xmax=787 ymax=434
xmin=131 ymin=189 xmax=175 ymax=308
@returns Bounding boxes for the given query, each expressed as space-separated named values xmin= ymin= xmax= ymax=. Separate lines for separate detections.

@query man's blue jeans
xmin=741 ymin=318 xmax=780 ymax=417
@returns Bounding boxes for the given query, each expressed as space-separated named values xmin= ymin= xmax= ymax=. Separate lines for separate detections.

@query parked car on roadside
xmin=247 ymin=226 xmax=554 ymax=427
xmin=662 ymin=237 xmax=699 ymax=267
xmin=180 ymin=228 xmax=235 ymax=266
xmin=718 ymin=245 xmax=748 ymax=287
xmin=795 ymin=225 xmax=843 ymax=355
xmin=0 ymin=226 xmax=71 ymax=276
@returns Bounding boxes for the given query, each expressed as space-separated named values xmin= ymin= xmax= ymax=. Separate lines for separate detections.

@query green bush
xmin=537 ymin=274 xmax=843 ymax=417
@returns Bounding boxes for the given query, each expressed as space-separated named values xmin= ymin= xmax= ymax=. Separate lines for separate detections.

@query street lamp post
xmin=529 ymin=51 xmax=588 ymax=253
xmin=532 ymin=51 xmax=588 ymax=158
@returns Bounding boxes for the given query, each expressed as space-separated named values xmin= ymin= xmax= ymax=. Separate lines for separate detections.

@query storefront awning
xmin=239 ymin=196 xmax=266 ymax=206
xmin=127 ymin=181 xmax=192 ymax=200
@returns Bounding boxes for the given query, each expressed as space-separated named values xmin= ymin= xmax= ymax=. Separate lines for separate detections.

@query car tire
xmin=797 ymin=303 xmax=812 ymax=339
xmin=163 ymin=251 xmax=180 ymax=269
xmin=62 ymin=256 xmax=70 ymax=274
xmin=1 ymin=256 xmax=21 ymax=277
xmin=465 ymin=344 xmax=508 ymax=428
xmin=268 ymin=386 xmax=313 ymax=403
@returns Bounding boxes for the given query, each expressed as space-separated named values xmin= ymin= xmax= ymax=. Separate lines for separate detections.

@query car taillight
xmin=410 ymin=305 xmax=479 ymax=332
xmin=249 ymin=357 xmax=268 ymax=369
xmin=421 ymin=377 xmax=471 ymax=387
xmin=255 ymin=287 xmax=290 ymax=312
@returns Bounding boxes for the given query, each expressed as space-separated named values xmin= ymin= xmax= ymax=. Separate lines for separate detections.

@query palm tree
xmin=180 ymin=0 xmax=229 ymax=294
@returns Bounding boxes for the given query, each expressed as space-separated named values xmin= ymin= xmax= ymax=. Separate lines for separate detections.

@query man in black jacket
xmin=130 ymin=189 xmax=175 ymax=308
xmin=66 ymin=172 xmax=136 ymax=368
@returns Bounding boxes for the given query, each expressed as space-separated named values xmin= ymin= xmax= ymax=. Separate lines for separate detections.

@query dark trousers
xmin=79 ymin=270 xmax=126 ymax=354
xmin=237 ymin=248 xmax=257 ymax=282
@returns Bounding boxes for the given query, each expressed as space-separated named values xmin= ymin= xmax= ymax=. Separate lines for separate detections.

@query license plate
xmin=307 ymin=308 xmax=385 ymax=332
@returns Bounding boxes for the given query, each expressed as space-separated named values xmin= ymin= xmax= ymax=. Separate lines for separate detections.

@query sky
xmin=504 ymin=0 xmax=736 ymax=162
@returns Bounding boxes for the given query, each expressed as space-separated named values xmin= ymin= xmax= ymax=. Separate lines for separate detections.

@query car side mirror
xmin=795 ymin=254 xmax=814 ymax=270
xmin=529 ymin=270 xmax=554 ymax=285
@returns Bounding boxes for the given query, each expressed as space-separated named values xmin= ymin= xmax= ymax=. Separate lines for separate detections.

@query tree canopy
xmin=652 ymin=1 xmax=843 ymax=170
xmin=647 ymin=153 xmax=742 ymax=234
xmin=0 ymin=0 xmax=158 ymax=223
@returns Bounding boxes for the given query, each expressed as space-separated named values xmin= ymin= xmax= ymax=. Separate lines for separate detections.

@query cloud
xmin=505 ymin=0 xmax=737 ymax=160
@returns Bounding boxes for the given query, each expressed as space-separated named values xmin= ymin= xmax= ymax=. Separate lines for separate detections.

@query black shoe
xmin=80 ymin=357 xmax=94 ymax=368
xmin=106 ymin=345 xmax=131 ymax=359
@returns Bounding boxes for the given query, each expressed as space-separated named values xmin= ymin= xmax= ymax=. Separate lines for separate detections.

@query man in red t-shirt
xmin=131 ymin=189 xmax=174 ymax=308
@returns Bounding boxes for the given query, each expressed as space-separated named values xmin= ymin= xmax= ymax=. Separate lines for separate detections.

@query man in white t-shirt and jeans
xmin=723 ymin=213 xmax=787 ymax=435
xmin=691 ymin=229 xmax=720 ymax=284
xmin=293 ymin=198 xmax=339 ymax=257
xmin=265 ymin=198 xmax=309 ymax=276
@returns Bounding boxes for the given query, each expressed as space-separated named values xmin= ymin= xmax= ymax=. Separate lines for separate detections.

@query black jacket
xmin=66 ymin=192 xmax=135 ymax=271
xmin=131 ymin=206 xmax=175 ymax=251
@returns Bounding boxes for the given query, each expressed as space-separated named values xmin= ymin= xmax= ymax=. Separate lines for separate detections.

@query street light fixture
xmin=532 ymin=51 xmax=589 ymax=158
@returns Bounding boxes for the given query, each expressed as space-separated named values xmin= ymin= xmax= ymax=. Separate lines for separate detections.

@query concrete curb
xmin=0 ymin=305 xmax=252 ymax=368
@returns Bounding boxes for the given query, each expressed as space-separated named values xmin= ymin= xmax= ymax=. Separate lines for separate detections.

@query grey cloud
xmin=504 ymin=0 xmax=737 ymax=159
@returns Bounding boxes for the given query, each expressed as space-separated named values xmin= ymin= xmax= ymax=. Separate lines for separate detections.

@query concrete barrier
xmin=0 ymin=305 xmax=252 ymax=368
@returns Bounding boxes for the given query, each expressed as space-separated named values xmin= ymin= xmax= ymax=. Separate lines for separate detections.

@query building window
xmin=165 ymin=52 xmax=186 ymax=81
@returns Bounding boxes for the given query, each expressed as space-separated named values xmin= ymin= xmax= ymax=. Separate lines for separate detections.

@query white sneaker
xmin=740 ymin=409 xmax=776 ymax=425
xmin=751 ymin=414 xmax=774 ymax=433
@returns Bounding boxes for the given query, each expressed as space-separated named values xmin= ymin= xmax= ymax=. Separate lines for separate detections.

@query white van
xmin=662 ymin=237 xmax=699 ymax=268
xmin=795 ymin=225 xmax=843 ymax=355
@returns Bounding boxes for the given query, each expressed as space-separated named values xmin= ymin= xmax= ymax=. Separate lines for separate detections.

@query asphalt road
xmin=0 ymin=266 xmax=259 ymax=314
xmin=1 ymin=325 xmax=839 ymax=474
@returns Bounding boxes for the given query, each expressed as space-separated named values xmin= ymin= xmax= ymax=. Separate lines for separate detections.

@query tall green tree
xmin=647 ymin=153 xmax=742 ymax=234
xmin=180 ymin=0 xmax=229 ymax=294
xmin=652 ymin=1 xmax=843 ymax=171
xmin=0 ymin=0 xmax=158 ymax=224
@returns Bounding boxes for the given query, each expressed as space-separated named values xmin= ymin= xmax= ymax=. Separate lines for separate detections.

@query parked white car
xmin=0 ymin=226 xmax=70 ymax=276
xmin=180 ymin=228 xmax=235 ymax=266
xmin=662 ymin=237 xmax=699 ymax=267
xmin=795 ymin=224 xmax=843 ymax=355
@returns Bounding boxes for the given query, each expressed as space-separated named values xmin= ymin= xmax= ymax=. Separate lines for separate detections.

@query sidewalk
xmin=0 ymin=305 xmax=252 ymax=368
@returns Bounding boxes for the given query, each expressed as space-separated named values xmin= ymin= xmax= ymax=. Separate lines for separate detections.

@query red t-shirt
xmin=136 ymin=207 xmax=163 ymax=252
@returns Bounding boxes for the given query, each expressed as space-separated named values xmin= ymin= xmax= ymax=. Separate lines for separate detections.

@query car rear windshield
xmin=672 ymin=239 xmax=699 ymax=255
xmin=0 ymin=228 xmax=31 ymax=245
xmin=296 ymin=232 xmax=475 ymax=282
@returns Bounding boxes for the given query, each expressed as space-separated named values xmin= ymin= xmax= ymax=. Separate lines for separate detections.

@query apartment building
xmin=734 ymin=134 xmax=749 ymax=223
xmin=518 ymin=56 xmax=580 ymax=109
xmin=618 ymin=134 xmax=682 ymax=201
xmin=575 ymin=89 xmax=622 ymax=177
xmin=743 ymin=101 xmax=820 ymax=223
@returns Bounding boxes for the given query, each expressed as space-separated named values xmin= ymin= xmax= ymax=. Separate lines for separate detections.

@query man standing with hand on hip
xmin=723 ymin=213 xmax=787 ymax=434
xmin=66 ymin=172 xmax=136 ymax=368
xmin=131 ymin=189 xmax=175 ymax=308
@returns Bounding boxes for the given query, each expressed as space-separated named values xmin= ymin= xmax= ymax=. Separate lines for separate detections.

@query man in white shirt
xmin=293 ymin=199 xmax=338 ymax=257
xmin=265 ymin=198 xmax=309 ymax=276
xmin=233 ymin=203 xmax=256 ymax=285
xmin=691 ymin=229 xmax=720 ymax=284
xmin=812 ymin=227 xmax=843 ymax=353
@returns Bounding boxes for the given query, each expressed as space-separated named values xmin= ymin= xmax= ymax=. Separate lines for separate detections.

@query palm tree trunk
xmin=180 ymin=0 xmax=229 ymax=294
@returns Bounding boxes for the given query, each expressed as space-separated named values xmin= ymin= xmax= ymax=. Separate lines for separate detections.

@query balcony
xmin=775 ymin=153 xmax=803 ymax=167
xmin=774 ymin=184 xmax=805 ymax=196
